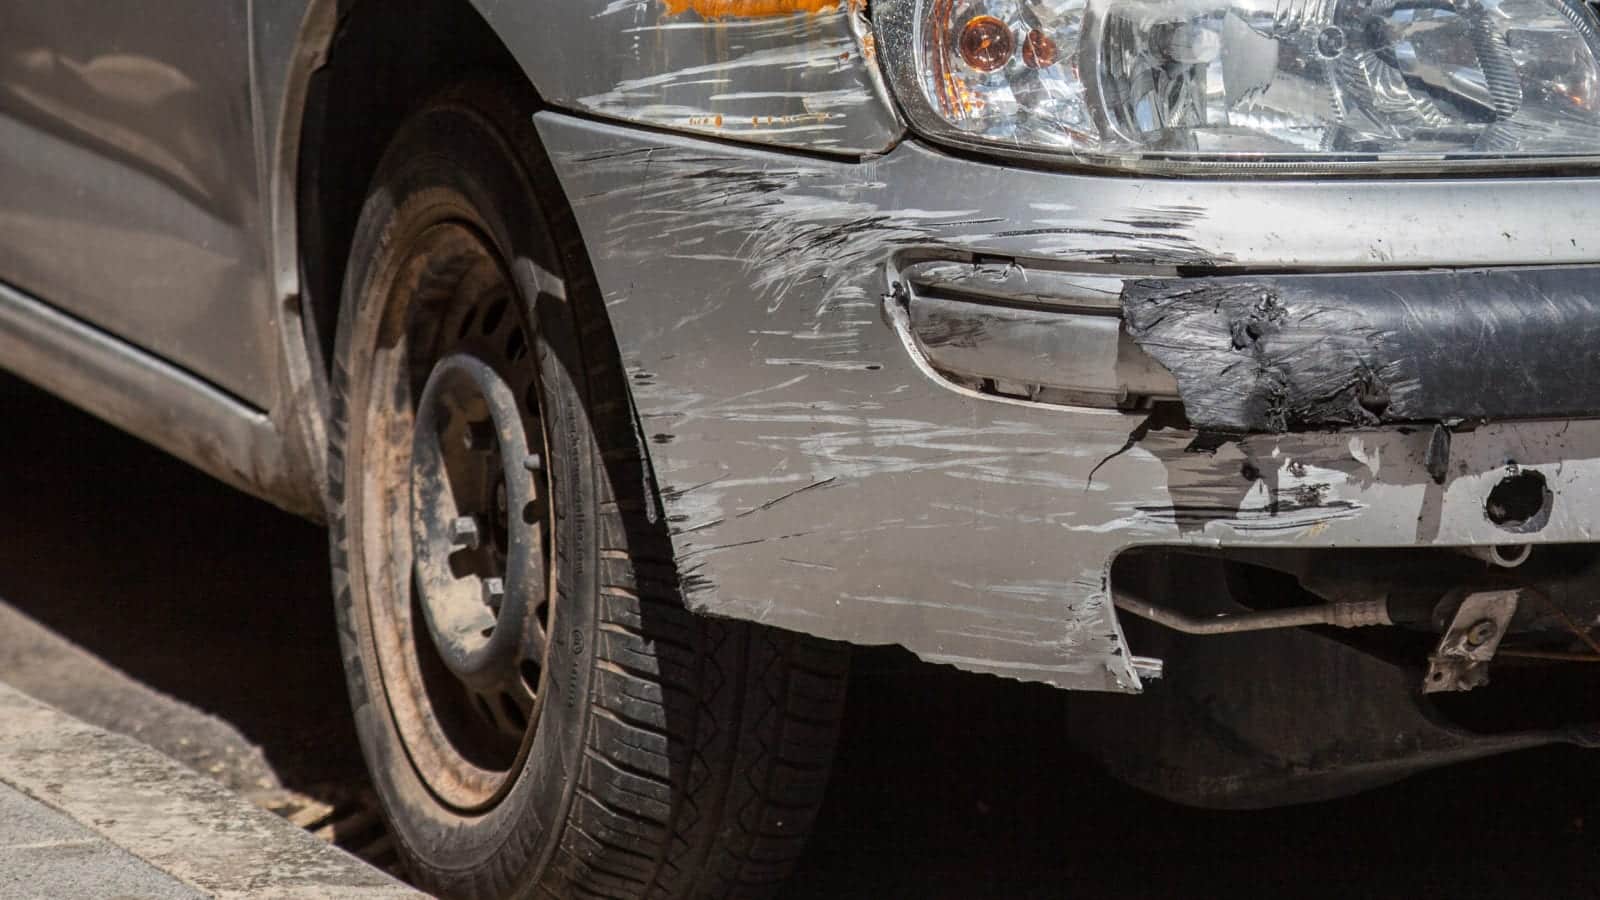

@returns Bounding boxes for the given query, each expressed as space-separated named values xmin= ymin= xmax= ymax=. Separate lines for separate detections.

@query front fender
xmin=467 ymin=0 xmax=903 ymax=154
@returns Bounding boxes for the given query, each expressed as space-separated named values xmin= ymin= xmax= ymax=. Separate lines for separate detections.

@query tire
xmin=327 ymin=81 xmax=849 ymax=900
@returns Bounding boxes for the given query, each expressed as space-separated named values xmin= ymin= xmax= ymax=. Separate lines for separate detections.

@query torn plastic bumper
xmin=1122 ymin=266 xmax=1600 ymax=434
xmin=901 ymin=262 xmax=1600 ymax=435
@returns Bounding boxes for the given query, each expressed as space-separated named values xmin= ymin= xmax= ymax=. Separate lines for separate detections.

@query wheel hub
xmin=411 ymin=352 xmax=547 ymax=706
xmin=407 ymin=342 xmax=552 ymax=766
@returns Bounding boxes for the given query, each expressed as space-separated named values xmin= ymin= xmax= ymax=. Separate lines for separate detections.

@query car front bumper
xmin=537 ymin=110 xmax=1600 ymax=692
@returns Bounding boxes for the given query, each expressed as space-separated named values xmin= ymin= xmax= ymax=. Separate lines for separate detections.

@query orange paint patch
xmin=661 ymin=0 xmax=842 ymax=19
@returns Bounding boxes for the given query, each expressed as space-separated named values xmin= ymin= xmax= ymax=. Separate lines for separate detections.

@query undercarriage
xmin=1071 ymin=544 xmax=1600 ymax=808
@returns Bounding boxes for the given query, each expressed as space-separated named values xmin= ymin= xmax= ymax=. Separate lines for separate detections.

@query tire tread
xmin=334 ymin=79 xmax=847 ymax=900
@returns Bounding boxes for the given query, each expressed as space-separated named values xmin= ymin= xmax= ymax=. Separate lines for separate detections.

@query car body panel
xmin=467 ymin=0 xmax=902 ymax=154
xmin=536 ymin=111 xmax=1600 ymax=690
xmin=0 ymin=1 xmax=278 ymax=406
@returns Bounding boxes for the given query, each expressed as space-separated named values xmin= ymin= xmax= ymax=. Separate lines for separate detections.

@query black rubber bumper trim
xmin=1122 ymin=265 xmax=1600 ymax=433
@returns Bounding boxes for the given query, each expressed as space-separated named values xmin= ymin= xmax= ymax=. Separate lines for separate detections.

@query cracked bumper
xmin=538 ymin=110 xmax=1600 ymax=693
xmin=1123 ymin=266 xmax=1600 ymax=433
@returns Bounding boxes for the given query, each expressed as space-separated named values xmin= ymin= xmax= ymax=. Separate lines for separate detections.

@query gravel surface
xmin=1 ymin=374 xmax=1597 ymax=899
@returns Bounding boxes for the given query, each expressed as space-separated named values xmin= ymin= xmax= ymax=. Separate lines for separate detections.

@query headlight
xmin=875 ymin=0 xmax=1600 ymax=169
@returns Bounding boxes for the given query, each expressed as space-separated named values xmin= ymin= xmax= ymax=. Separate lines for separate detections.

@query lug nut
xmin=1466 ymin=619 xmax=1498 ymax=647
xmin=483 ymin=577 xmax=505 ymax=611
xmin=449 ymin=516 xmax=482 ymax=549
xmin=524 ymin=453 xmax=543 ymax=473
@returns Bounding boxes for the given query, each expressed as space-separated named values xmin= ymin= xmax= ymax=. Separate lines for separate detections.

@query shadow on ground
xmin=789 ymin=647 xmax=1599 ymax=899
xmin=0 ymin=375 xmax=1596 ymax=899
xmin=0 ymin=375 xmax=361 ymax=792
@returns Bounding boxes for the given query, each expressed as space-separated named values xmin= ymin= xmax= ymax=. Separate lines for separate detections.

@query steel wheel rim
xmin=362 ymin=221 xmax=555 ymax=813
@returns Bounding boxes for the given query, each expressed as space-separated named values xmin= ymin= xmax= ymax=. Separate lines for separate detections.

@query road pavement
xmin=0 ymin=780 xmax=202 ymax=900
xmin=0 ymin=680 xmax=419 ymax=898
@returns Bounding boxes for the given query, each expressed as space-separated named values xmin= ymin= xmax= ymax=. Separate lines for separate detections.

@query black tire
xmin=327 ymin=81 xmax=849 ymax=900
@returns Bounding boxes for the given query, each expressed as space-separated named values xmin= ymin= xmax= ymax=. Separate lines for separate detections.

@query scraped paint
xmin=661 ymin=0 xmax=841 ymax=18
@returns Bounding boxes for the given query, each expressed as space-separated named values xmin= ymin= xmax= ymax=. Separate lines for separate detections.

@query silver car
xmin=4 ymin=1 xmax=1600 ymax=895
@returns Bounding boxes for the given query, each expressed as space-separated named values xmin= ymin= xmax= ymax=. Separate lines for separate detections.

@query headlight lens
xmin=879 ymin=0 xmax=1600 ymax=167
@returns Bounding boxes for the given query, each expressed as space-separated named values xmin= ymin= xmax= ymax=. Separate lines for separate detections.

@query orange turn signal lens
xmin=1021 ymin=28 xmax=1058 ymax=69
xmin=958 ymin=15 xmax=1013 ymax=73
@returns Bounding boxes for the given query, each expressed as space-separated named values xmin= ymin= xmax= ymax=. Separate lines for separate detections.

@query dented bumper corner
xmin=538 ymin=110 xmax=1600 ymax=694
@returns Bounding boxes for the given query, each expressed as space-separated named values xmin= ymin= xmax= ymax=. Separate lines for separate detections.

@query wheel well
xmin=297 ymin=0 xmax=529 ymax=372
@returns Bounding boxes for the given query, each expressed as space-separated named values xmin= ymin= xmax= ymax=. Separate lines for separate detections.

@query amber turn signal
xmin=957 ymin=15 xmax=1012 ymax=73
xmin=1021 ymin=29 xmax=1057 ymax=69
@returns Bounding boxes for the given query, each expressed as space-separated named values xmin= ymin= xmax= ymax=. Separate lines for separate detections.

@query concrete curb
xmin=0 ymin=682 xmax=425 ymax=899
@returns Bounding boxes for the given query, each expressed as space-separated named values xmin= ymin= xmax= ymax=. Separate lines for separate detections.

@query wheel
xmin=327 ymin=81 xmax=850 ymax=900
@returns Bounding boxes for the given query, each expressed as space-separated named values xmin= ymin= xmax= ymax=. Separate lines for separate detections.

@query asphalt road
xmin=1 ymin=373 xmax=1597 ymax=899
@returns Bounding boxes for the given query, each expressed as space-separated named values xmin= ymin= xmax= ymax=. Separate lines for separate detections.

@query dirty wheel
xmin=327 ymin=81 xmax=849 ymax=900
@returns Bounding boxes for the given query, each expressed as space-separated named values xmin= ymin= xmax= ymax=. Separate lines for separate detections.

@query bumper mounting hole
xmin=1485 ymin=468 xmax=1552 ymax=533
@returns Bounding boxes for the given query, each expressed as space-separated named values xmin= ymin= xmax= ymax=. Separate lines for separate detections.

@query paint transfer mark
xmin=661 ymin=0 xmax=841 ymax=18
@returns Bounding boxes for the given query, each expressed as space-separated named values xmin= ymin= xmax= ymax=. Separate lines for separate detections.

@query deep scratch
xmin=736 ymin=476 xmax=839 ymax=517
xmin=682 ymin=538 xmax=768 ymax=558
xmin=674 ymin=517 xmax=726 ymax=535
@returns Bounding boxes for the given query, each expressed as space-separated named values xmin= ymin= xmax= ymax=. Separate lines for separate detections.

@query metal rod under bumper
xmin=1113 ymin=592 xmax=1393 ymax=635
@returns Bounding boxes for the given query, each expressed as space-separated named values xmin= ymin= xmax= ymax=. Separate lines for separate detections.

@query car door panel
xmin=0 ymin=3 xmax=275 ymax=406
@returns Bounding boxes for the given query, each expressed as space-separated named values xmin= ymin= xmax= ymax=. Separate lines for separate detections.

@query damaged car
xmin=3 ymin=0 xmax=1600 ymax=895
